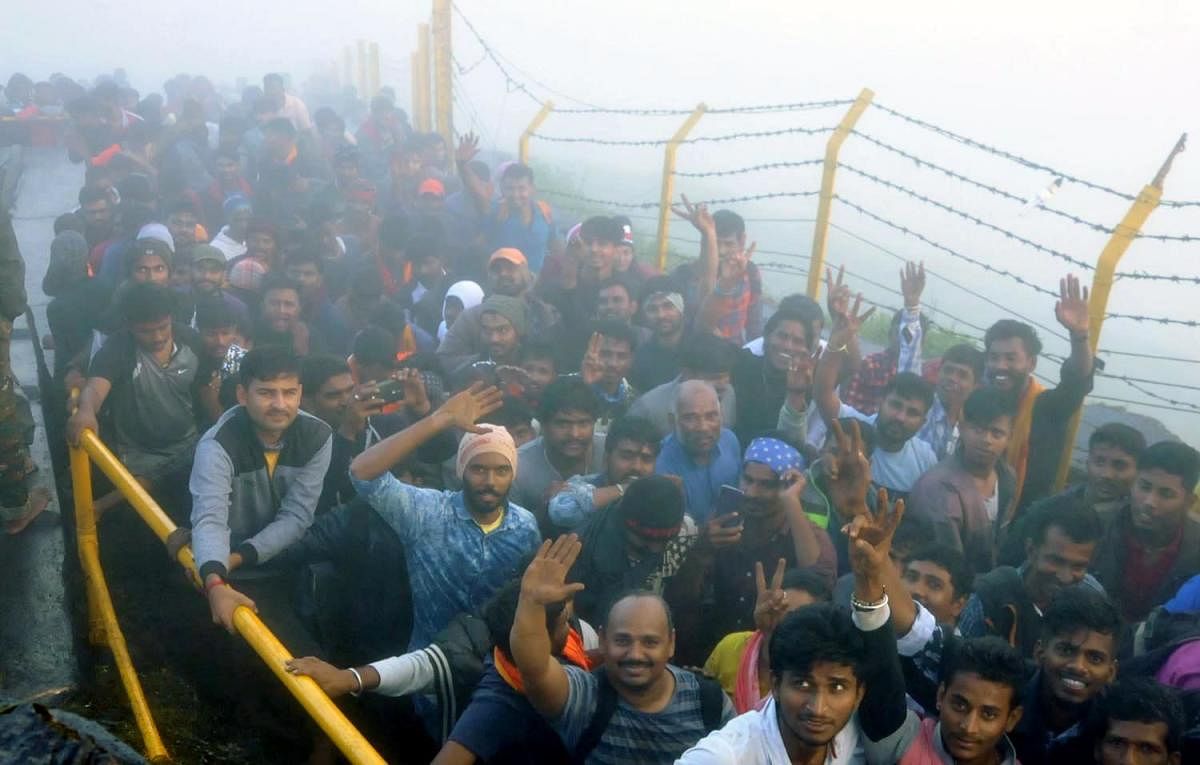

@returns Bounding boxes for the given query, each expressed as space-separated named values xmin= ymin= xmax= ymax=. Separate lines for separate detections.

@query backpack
xmin=573 ymin=667 xmax=725 ymax=764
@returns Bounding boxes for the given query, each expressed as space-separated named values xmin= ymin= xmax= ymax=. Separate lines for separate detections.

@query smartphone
xmin=714 ymin=484 xmax=745 ymax=526
xmin=356 ymin=378 xmax=404 ymax=404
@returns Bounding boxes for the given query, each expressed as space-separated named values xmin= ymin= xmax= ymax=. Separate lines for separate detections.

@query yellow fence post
xmin=519 ymin=101 xmax=555 ymax=165
xmin=416 ymin=23 xmax=433 ymax=132
xmin=342 ymin=46 xmax=354 ymax=94
xmin=655 ymin=103 xmax=707 ymax=271
xmin=70 ymin=440 xmax=170 ymax=762
xmin=368 ymin=42 xmax=381 ymax=98
xmin=356 ymin=39 xmax=369 ymax=98
xmin=432 ymin=0 xmax=454 ymax=162
xmin=807 ymin=87 xmax=874 ymax=299
xmin=75 ymin=431 xmax=387 ymax=765
xmin=1052 ymin=133 xmax=1187 ymax=490
xmin=410 ymin=51 xmax=420 ymax=121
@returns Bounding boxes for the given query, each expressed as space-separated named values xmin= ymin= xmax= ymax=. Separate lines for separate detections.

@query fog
xmin=6 ymin=0 xmax=1200 ymax=443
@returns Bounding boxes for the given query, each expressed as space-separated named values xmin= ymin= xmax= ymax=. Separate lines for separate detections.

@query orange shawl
xmin=1005 ymin=377 xmax=1046 ymax=511
xmin=493 ymin=628 xmax=596 ymax=694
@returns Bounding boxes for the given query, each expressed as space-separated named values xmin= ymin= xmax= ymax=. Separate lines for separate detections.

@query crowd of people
xmin=2 ymin=68 xmax=1198 ymax=765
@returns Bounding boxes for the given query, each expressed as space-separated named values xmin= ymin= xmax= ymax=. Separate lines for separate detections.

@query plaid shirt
xmin=672 ymin=260 xmax=763 ymax=345
xmin=840 ymin=305 xmax=925 ymax=415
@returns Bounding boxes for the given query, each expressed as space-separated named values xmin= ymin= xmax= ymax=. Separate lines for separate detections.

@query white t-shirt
xmin=983 ymin=480 xmax=1000 ymax=522
xmin=836 ymin=403 xmax=938 ymax=493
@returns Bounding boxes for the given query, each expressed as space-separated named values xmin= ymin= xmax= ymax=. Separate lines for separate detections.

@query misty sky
xmin=7 ymin=0 xmax=1200 ymax=439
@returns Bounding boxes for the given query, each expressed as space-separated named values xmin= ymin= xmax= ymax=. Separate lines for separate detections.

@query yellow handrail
xmin=71 ymin=429 xmax=386 ymax=765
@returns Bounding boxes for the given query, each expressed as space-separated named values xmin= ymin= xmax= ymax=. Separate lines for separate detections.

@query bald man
xmin=512 ymin=539 xmax=732 ymax=763
xmin=655 ymin=380 xmax=741 ymax=522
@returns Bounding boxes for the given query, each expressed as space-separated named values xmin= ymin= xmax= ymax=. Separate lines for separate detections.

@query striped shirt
xmin=555 ymin=665 xmax=734 ymax=764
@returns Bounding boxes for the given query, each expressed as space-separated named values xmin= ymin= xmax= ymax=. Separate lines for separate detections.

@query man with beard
xmin=511 ymin=377 xmax=606 ymax=532
xmin=548 ymin=415 xmax=662 ymax=530
xmin=630 ymin=276 xmax=687 ymax=391
xmin=511 ymin=537 xmax=734 ymax=764
xmin=814 ymin=298 xmax=937 ymax=497
xmin=732 ymin=308 xmax=814 ymax=446
xmin=182 ymin=244 xmax=248 ymax=329
xmin=958 ymin=502 xmax=1105 ymax=657
xmin=998 ymin=423 xmax=1145 ymax=566
xmin=908 ymin=387 xmax=1018 ymax=570
xmin=350 ymin=382 xmax=541 ymax=649
xmin=78 ymin=185 xmax=116 ymax=269
xmin=537 ymin=216 xmax=626 ymax=358
xmin=982 ymin=275 xmax=1094 ymax=510
xmin=578 ymin=323 xmax=639 ymax=430
xmin=255 ymin=275 xmax=321 ymax=356
xmin=1090 ymin=441 xmax=1200 ymax=623
xmin=670 ymin=436 xmax=836 ymax=661
xmin=437 ymin=248 xmax=562 ymax=372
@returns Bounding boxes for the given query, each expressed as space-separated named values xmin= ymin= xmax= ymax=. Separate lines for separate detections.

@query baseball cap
xmin=580 ymin=216 xmax=623 ymax=246
xmin=613 ymin=215 xmax=634 ymax=247
xmin=418 ymin=178 xmax=445 ymax=197
xmin=488 ymin=248 xmax=527 ymax=267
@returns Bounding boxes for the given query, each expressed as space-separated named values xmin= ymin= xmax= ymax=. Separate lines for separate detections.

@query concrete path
xmin=0 ymin=146 xmax=80 ymax=704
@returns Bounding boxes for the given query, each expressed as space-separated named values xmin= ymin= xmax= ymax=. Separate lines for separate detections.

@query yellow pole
xmin=807 ymin=87 xmax=874 ymax=299
xmin=416 ymin=24 xmax=432 ymax=132
xmin=656 ymin=103 xmax=708 ymax=271
xmin=519 ymin=100 xmax=555 ymax=165
xmin=356 ymin=39 xmax=369 ymax=99
xmin=368 ymin=42 xmax=381 ymax=97
xmin=70 ymin=443 xmax=170 ymax=763
xmin=342 ymin=46 xmax=354 ymax=92
xmin=1052 ymin=133 xmax=1187 ymax=491
xmin=432 ymin=0 xmax=454 ymax=160
xmin=410 ymin=51 xmax=420 ymax=122
xmin=76 ymin=432 xmax=387 ymax=765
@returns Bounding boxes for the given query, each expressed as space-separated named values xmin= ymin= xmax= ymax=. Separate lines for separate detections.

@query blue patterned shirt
xmin=352 ymin=471 xmax=542 ymax=650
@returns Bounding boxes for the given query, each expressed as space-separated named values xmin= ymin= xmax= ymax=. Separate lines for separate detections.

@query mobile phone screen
xmin=714 ymin=484 xmax=744 ymax=525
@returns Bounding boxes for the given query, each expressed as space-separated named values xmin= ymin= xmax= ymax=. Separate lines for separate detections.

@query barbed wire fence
xmin=444 ymin=1 xmax=1200 ymax=439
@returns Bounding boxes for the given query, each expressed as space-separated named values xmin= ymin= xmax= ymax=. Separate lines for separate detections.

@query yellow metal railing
xmin=69 ymin=429 xmax=386 ymax=764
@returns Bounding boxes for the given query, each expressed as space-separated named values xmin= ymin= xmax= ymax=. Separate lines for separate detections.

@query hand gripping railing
xmin=68 ymin=429 xmax=385 ymax=764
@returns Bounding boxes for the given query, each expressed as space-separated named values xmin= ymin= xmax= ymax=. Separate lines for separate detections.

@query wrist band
xmin=204 ymin=576 xmax=226 ymax=593
xmin=347 ymin=667 xmax=365 ymax=697
xmin=616 ymin=483 xmax=626 ymax=497
xmin=850 ymin=589 xmax=888 ymax=612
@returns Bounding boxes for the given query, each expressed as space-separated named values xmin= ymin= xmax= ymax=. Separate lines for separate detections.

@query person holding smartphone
xmin=669 ymin=435 xmax=837 ymax=663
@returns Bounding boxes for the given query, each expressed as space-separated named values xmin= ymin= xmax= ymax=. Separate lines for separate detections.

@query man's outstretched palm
xmin=521 ymin=535 xmax=586 ymax=607
xmin=437 ymin=382 xmax=504 ymax=433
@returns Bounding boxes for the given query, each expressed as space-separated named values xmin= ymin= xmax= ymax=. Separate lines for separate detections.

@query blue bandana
xmin=743 ymin=437 xmax=804 ymax=477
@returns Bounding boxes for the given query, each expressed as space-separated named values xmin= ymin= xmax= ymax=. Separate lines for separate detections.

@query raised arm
xmin=350 ymin=382 xmax=503 ymax=482
xmin=455 ymin=132 xmax=491 ymax=214
xmin=1054 ymin=274 xmax=1094 ymax=380
xmin=779 ymin=471 xmax=835 ymax=583
xmin=669 ymin=195 xmax=719 ymax=304
xmin=510 ymin=535 xmax=587 ymax=720
xmin=896 ymin=261 xmax=926 ymax=374
xmin=845 ymin=489 xmax=913 ymax=751
xmin=814 ymin=287 xmax=875 ymax=425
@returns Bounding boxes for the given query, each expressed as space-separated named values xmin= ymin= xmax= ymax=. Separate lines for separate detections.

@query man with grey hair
xmin=655 ymin=379 xmax=741 ymax=523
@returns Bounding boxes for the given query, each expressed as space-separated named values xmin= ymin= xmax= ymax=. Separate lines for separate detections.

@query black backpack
xmin=573 ymin=668 xmax=725 ymax=764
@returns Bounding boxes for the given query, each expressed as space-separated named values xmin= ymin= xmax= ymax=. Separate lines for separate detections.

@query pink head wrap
xmin=455 ymin=424 xmax=518 ymax=480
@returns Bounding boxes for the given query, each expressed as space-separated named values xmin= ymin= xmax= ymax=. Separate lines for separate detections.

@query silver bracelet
xmin=850 ymin=589 xmax=889 ymax=613
xmin=347 ymin=667 xmax=365 ymax=697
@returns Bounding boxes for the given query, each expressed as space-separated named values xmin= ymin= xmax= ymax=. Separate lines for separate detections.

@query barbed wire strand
xmin=838 ymin=162 xmax=1096 ymax=271
xmin=850 ymin=130 xmax=1200 ymax=248
xmin=531 ymin=125 xmax=835 ymax=147
xmin=541 ymin=188 xmax=820 ymax=210
xmin=834 ymin=195 xmax=1060 ymax=298
xmin=870 ymin=102 xmax=1200 ymax=209
xmin=672 ymin=159 xmax=825 ymax=178
xmin=1104 ymin=312 xmax=1199 ymax=328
